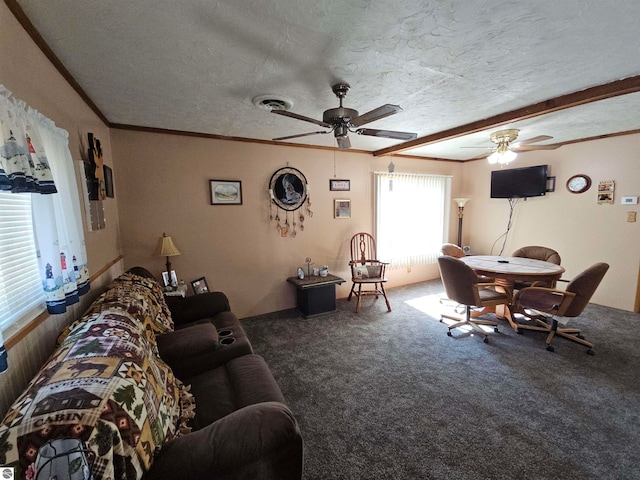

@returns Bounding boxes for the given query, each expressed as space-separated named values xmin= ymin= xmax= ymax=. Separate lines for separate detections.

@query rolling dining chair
xmin=437 ymin=255 xmax=509 ymax=343
xmin=440 ymin=243 xmax=494 ymax=282
xmin=440 ymin=243 xmax=466 ymax=258
xmin=512 ymin=245 xmax=562 ymax=289
xmin=512 ymin=262 xmax=609 ymax=354
xmin=348 ymin=232 xmax=391 ymax=313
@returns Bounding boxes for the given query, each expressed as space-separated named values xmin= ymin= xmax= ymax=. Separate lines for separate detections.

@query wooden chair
xmin=512 ymin=246 xmax=561 ymax=289
xmin=512 ymin=262 xmax=609 ymax=354
xmin=348 ymin=233 xmax=391 ymax=313
xmin=437 ymin=255 xmax=509 ymax=343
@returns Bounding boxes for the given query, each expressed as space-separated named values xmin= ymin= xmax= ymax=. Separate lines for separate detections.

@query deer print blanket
xmin=0 ymin=273 xmax=188 ymax=480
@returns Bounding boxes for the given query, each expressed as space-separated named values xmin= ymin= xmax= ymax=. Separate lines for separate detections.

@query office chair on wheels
xmin=512 ymin=262 xmax=609 ymax=354
xmin=437 ymin=255 xmax=509 ymax=343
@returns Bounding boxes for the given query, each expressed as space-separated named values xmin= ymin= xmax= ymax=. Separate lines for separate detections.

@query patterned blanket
xmin=0 ymin=273 xmax=188 ymax=479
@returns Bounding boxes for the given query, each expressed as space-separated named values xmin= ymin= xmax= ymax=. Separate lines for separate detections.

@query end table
xmin=287 ymin=274 xmax=345 ymax=318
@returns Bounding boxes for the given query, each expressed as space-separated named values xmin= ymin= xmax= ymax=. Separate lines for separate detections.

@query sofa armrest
xmin=168 ymin=292 xmax=231 ymax=327
xmin=146 ymin=402 xmax=303 ymax=480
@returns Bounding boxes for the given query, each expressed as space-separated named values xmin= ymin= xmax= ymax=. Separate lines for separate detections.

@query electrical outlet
xmin=628 ymin=211 xmax=637 ymax=223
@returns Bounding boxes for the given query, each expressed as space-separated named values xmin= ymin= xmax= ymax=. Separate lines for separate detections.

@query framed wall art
xmin=334 ymin=199 xmax=351 ymax=218
xmin=597 ymin=179 xmax=615 ymax=204
xmin=103 ymin=165 xmax=114 ymax=198
xmin=210 ymin=179 xmax=242 ymax=205
xmin=330 ymin=179 xmax=350 ymax=191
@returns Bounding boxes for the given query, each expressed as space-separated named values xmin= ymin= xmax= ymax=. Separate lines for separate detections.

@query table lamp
xmin=157 ymin=233 xmax=181 ymax=285
xmin=453 ymin=198 xmax=470 ymax=247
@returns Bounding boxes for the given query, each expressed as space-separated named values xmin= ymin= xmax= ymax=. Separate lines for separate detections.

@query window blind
xmin=0 ymin=192 xmax=45 ymax=331
xmin=375 ymin=172 xmax=451 ymax=269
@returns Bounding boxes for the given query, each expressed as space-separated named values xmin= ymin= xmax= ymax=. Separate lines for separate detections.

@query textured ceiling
xmin=11 ymin=0 xmax=640 ymax=160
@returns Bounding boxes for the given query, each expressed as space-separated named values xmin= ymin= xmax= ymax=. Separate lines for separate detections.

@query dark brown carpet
xmin=242 ymin=280 xmax=640 ymax=480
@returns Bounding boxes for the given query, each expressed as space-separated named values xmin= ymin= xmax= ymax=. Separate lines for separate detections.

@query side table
xmin=163 ymin=284 xmax=188 ymax=298
xmin=287 ymin=274 xmax=345 ymax=318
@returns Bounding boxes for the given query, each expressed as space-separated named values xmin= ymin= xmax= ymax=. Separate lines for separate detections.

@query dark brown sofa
xmin=150 ymin=294 xmax=303 ymax=479
xmin=128 ymin=267 xmax=304 ymax=480
xmin=0 ymin=268 xmax=303 ymax=480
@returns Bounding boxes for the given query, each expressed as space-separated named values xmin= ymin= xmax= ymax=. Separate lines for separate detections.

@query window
xmin=0 ymin=192 xmax=45 ymax=331
xmin=0 ymin=86 xmax=90 ymax=338
xmin=375 ymin=172 xmax=451 ymax=269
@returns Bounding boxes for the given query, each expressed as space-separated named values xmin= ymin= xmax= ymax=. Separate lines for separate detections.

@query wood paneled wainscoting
xmin=0 ymin=258 xmax=124 ymax=418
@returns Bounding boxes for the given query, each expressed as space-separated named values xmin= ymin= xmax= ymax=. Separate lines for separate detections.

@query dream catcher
xmin=268 ymin=166 xmax=313 ymax=237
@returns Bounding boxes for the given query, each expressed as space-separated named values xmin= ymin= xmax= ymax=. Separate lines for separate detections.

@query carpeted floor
xmin=241 ymin=280 xmax=640 ymax=480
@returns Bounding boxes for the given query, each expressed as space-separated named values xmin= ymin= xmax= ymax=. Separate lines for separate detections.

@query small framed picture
xmin=334 ymin=199 xmax=351 ymax=218
xmin=103 ymin=165 xmax=114 ymax=198
xmin=162 ymin=270 xmax=178 ymax=287
xmin=330 ymin=179 xmax=350 ymax=191
xmin=210 ymin=179 xmax=242 ymax=205
xmin=191 ymin=277 xmax=210 ymax=295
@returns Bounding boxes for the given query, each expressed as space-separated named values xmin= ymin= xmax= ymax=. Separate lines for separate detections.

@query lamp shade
xmin=158 ymin=235 xmax=181 ymax=257
xmin=453 ymin=198 xmax=470 ymax=208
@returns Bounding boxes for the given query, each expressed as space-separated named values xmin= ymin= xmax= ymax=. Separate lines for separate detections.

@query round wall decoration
xmin=269 ymin=167 xmax=308 ymax=211
xmin=268 ymin=166 xmax=313 ymax=237
xmin=566 ymin=174 xmax=591 ymax=194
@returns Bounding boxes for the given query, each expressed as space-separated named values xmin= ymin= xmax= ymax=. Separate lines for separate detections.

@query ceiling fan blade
xmin=356 ymin=128 xmax=417 ymax=140
xmin=515 ymin=135 xmax=553 ymax=145
xmin=272 ymin=109 xmax=332 ymax=129
xmin=350 ymin=104 xmax=402 ymax=127
xmin=467 ymin=152 xmax=492 ymax=160
xmin=272 ymin=131 xmax=330 ymax=141
xmin=336 ymin=136 xmax=351 ymax=150
xmin=512 ymin=144 xmax=560 ymax=151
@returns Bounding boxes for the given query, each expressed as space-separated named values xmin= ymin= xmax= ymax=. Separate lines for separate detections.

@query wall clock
xmin=566 ymin=174 xmax=591 ymax=194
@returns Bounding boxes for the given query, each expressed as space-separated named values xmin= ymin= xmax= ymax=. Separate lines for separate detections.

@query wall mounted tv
xmin=490 ymin=164 xmax=549 ymax=199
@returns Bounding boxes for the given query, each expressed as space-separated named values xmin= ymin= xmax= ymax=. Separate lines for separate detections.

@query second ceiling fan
xmin=271 ymin=83 xmax=417 ymax=150
xmin=465 ymin=129 xmax=560 ymax=164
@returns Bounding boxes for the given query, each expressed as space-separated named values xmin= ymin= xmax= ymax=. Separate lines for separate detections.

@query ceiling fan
xmin=271 ymin=83 xmax=417 ymax=150
xmin=465 ymin=129 xmax=559 ymax=164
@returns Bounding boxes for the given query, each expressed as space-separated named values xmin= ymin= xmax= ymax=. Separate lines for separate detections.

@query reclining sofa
xmin=0 ymin=267 xmax=303 ymax=480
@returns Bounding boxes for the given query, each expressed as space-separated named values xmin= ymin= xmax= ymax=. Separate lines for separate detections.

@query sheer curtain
xmin=375 ymin=171 xmax=451 ymax=269
xmin=0 ymin=86 xmax=89 ymax=320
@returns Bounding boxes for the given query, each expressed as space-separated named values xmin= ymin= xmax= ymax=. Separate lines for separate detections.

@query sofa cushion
xmin=156 ymin=323 xmax=221 ymax=379
xmin=186 ymin=354 xmax=286 ymax=430
xmin=168 ymin=292 xmax=230 ymax=327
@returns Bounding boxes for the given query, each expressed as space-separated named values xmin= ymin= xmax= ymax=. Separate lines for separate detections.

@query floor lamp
xmin=453 ymin=198 xmax=470 ymax=247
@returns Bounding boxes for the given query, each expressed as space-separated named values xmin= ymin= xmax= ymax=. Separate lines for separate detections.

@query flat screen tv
xmin=490 ymin=164 xmax=548 ymax=199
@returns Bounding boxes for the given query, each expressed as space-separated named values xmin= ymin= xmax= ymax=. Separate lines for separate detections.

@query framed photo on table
xmin=162 ymin=270 xmax=178 ymax=287
xmin=191 ymin=277 xmax=210 ymax=295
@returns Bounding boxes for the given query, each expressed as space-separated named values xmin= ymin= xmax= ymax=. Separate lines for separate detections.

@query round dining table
xmin=458 ymin=255 xmax=565 ymax=331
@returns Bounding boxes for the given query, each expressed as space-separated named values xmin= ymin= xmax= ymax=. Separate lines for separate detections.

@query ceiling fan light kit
xmin=270 ymin=83 xmax=416 ymax=149
xmin=466 ymin=129 xmax=558 ymax=163
xmin=487 ymin=129 xmax=519 ymax=165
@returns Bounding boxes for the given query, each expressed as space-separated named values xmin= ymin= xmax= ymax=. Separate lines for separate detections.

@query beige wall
xmin=111 ymin=129 xmax=463 ymax=318
xmin=0 ymin=2 xmax=123 ymax=416
xmin=0 ymin=2 xmax=121 ymax=272
xmin=461 ymin=134 xmax=640 ymax=311
xmin=113 ymin=129 xmax=640 ymax=315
